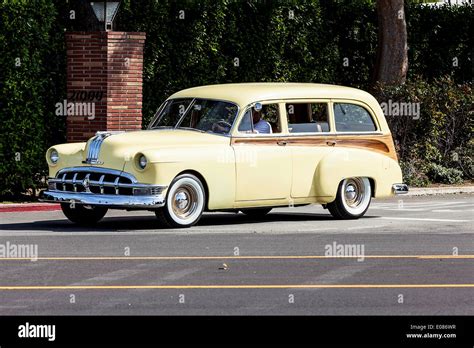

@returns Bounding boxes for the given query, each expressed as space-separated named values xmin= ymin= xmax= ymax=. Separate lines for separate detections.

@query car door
xmin=231 ymin=103 xmax=292 ymax=202
xmin=284 ymin=100 xmax=337 ymax=198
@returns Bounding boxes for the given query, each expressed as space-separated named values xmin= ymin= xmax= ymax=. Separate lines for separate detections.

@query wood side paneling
xmin=231 ymin=134 xmax=398 ymax=161
xmin=335 ymin=134 xmax=397 ymax=161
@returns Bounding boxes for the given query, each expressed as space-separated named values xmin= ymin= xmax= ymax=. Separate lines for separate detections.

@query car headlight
xmin=50 ymin=149 xmax=59 ymax=164
xmin=138 ymin=154 xmax=147 ymax=169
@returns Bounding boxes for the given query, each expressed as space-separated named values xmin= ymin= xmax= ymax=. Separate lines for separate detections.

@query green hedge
xmin=0 ymin=0 xmax=472 ymax=197
xmin=115 ymin=0 xmax=472 ymax=125
xmin=0 ymin=0 xmax=66 ymax=198
xmin=373 ymin=77 xmax=473 ymax=186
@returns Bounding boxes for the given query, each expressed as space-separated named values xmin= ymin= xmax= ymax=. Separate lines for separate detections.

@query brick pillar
xmin=65 ymin=31 xmax=145 ymax=142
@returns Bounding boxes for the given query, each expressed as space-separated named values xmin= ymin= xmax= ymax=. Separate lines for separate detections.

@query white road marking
xmin=69 ymin=264 xmax=150 ymax=286
xmin=383 ymin=201 xmax=469 ymax=205
xmin=346 ymin=225 xmax=387 ymax=231
xmin=431 ymin=209 xmax=474 ymax=213
xmin=303 ymin=265 xmax=369 ymax=285
xmin=371 ymin=201 xmax=473 ymax=212
xmin=380 ymin=217 xmax=470 ymax=223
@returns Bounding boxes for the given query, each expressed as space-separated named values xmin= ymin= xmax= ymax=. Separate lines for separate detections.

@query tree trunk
xmin=373 ymin=0 xmax=408 ymax=86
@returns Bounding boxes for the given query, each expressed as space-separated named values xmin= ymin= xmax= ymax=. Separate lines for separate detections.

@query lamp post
xmin=89 ymin=1 xmax=121 ymax=31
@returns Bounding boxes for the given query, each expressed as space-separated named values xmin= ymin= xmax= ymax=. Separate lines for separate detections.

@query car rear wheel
xmin=327 ymin=177 xmax=371 ymax=219
xmin=61 ymin=203 xmax=108 ymax=225
xmin=155 ymin=173 xmax=205 ymax=228
xmin=241 ymin=208 xmax=272 ymax=217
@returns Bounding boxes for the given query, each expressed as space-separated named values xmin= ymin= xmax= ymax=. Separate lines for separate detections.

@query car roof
xmin=168 ymin=82 xmax=379 ymax=108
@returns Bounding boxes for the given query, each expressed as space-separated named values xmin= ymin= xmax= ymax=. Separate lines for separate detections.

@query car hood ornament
xmin=83 ymin=131 xmax=123 ymax=165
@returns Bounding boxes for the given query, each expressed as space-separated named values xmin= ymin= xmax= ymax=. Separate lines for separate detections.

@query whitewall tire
xmin=327 ymin=177 xmax=371 ymax=219
xmin=155 ymin=174 xmax=206 ymax=228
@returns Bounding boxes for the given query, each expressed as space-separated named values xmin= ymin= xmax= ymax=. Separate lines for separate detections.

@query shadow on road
xmin=0 ymin=211 xmax=380 ymax=232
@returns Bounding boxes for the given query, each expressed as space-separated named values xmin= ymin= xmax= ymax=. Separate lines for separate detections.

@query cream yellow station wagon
xmin=40 ymin=83 xmax=408 ymax=228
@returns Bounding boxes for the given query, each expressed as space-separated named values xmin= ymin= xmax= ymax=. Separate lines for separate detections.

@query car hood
xmin=87 ymin=129 xmax=230 ymax=169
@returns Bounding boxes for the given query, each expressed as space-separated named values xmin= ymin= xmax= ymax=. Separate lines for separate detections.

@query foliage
xmin=426 ymin=163 xmax=464 ymax=185
xmin=115 ymin=1 xmax=472 ymax=125
xmin=0 ymin=0 xmax=66 ymax=197
xmin=406 ymin=2 xmax=473 ymax=83
xmin=0 ymin=0 xmax=472 ymax=197
xmin=374 ymin=76 xmax=473 ymax=185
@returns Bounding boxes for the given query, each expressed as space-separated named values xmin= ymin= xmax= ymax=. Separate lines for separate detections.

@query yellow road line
xmin=0 ymin=255 xmax=473 ymax=261
xmin=0 ymin=284 xmax=473 ymax=290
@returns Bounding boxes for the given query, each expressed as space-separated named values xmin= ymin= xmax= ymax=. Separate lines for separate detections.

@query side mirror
xmin=253 ymin=102 xmax=263 ymax=112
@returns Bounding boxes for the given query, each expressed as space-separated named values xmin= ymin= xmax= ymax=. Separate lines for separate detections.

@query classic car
xmin=40 ymin=83 xmax=408 ymax=228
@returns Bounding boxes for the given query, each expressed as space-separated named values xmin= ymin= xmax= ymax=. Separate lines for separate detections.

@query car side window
xmin=260 ymin=104 xmax=281 ymax=134
xmin=238 ymin=104 xmax=281 ymax=134
xmin=286 ymin=103 xmax=330 ymax=133
xmin=238 ymin=110 xmax=253 ymax=133
xmin=333 ymin=103 xmax=377 ymax=132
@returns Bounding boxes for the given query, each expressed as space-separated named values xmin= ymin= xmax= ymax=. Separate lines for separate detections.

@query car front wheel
xmin=155 ymin=173 xmax=206 ymax=228
xmin=327 ymin=177 xmax=371 ymax=219
xmin=61 ymin=203 xmax=108 ymax=225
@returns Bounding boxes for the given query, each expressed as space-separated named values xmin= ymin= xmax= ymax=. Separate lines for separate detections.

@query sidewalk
xmin=406 ymin=185 xmax=474 ymax=196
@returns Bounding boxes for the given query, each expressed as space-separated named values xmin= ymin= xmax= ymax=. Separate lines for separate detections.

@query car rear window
xmin=286 ymin=103 xmax=330 ymax=133
xmin=333 ymin=103 xmax=377 ymax=132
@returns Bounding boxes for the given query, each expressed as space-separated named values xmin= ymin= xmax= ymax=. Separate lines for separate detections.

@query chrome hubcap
xmin=345 ymin=184 xmax=357 ymax=201
xmin=172 ymin=184 xmax=198 ymax=219
xmin=175 ymin=192 xmax=188 ymax=210
xmin=344 ymin=178 xmax=365 ymax=208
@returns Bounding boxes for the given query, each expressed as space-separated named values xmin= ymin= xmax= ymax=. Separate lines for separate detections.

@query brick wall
xmin=65 ymin=31 xmax=145 ymax=142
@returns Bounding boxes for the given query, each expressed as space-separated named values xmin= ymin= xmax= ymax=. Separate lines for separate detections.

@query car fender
xmin=46 ymin=143 xmax=86 ymax=177
xmin=314 ymin=147 xmax=403 ymax=202
xmin=123 ymin=145 xmax=236 ymax=210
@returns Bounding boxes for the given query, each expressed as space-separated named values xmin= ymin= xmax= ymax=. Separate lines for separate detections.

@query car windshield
xmin=149 ymin=98 xmax=239 ymax=135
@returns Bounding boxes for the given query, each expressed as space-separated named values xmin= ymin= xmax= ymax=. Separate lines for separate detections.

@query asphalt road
xmin=0 ymin=194 xmax=472 ymax=315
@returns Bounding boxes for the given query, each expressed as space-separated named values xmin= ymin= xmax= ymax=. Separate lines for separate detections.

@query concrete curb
xmin=0 ymin=203 xmax=61 ymax=213
xmin=406 ymin=186 xmax=474 ymax=196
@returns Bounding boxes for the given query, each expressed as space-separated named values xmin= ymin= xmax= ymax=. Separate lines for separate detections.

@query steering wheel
xmin=212 ymin=120 xmax=232 ymax=133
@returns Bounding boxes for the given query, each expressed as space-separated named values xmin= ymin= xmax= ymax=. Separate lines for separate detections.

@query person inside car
xmin=252 ymin=109 xmax=271 ymax=134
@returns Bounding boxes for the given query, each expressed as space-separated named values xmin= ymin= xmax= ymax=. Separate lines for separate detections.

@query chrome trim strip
xmin=174 ymin=98 xmax=196 ymax=129
xmin=334 ymin=132 xmax=384 ymax=136
xmin=392 ymin=183 xmax=409 ymax=195
xmin=40 ymin=191 xmax=165 ymax=208
xmin=99 ymin=174 xmax=105 ymax=194
xmin=61 ymin=173 xmax=66 ymax=191
xmin=114 ymin=177 xmax=120 ymax=195
xmin=72 ymin=173 xmax=78 ymax=192
xmin=84 ymin=131 xmax=121 ymax=165
xmin=83 ymin=173 xmax=91 ymax=193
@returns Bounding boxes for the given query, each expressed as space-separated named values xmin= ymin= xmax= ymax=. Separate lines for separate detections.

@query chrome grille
xmin=49 ymin=167 xmax=136 ymax=196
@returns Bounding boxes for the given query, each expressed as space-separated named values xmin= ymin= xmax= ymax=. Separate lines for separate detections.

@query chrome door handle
xmin=277 ymin=141 xmax=288 ymax=146
xmin=326 ymin=140 xmax=337 ymax=146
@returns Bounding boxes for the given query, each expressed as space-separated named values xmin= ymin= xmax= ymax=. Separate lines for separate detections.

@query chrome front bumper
xmin=40 ymin=166 xmax=167 ymax=209
xmin=40 ymin=190 xmax=165 ymax=209
xmin=392 ymin=183 xmax=409 ymax=195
